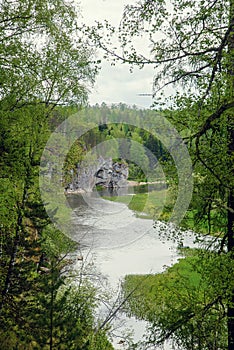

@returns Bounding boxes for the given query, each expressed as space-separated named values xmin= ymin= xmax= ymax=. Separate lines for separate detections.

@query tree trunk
xmin=227 ymin=131 xmax=234 ymax=350
xmin=0 ymin=167 xmax=30 ymax=312
xmin=0 ymin=210 xmax=22 ymax=312
xmin=227 ymin=2 xmax=234 ymax=349
xmin=49 ymin=264 xmax=55 ymax=350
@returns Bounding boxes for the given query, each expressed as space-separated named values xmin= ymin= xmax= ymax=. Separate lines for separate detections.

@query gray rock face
xmin=66 ymin=156 xmax=128 ymax=192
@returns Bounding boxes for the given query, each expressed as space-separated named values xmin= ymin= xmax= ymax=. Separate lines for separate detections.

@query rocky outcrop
xmin=66 ymin=157 xmax=128 ymax=192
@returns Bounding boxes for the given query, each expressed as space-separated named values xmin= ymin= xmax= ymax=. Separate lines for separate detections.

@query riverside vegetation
xmin=1 ymin=0 xmax=234 ymax=349
xmin=88 ymin=0 xmax=234 ymax=348
xmin=1 ymin=96 xmax=230 ymax=349
xmin=0 ymin=1 xmax=111 ymax=348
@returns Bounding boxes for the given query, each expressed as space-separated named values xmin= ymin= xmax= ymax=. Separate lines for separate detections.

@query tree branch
xmin=156 ymin=296 xmax=222 ymax=345
xmin=195 ymin=101 xmax=234 ymax=140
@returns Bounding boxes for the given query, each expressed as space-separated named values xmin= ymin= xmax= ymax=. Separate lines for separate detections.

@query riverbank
xmin=65 ymin=180 xmax=166 ymax=195
xmin=121 ymin=246 xmax=226 ymax=349
xmin=69 ymin=192 xmax=196 ymax=349
xmin=127 ymin=180 xmax=166 ymax=186
xmin=103 ymin=187 xmax=169 ymax=220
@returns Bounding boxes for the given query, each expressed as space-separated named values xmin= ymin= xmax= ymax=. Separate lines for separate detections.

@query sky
xmin=80 ymin=0 xmax=155 ymax=109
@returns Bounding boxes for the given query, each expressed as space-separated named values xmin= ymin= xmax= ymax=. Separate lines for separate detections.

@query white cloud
xmin=79 ymin=0 xmax=155 ymax=108
xmin=89 ymin=61 xmax=154 ymax=108
xmin=80 ymin=0 xmax=135 ymax=25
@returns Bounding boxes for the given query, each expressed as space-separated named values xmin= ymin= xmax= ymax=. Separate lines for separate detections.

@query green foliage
xmin=122 ymin=249 xmax=231 ymax=349
xmin=104 ymin=187 xmax=167 ymax=219
xmin=89 ymin=3 xmax=234 ymax=346
xmin=0 ymin=1 xmax=112 ymax=349
xmin=0 ymin=0 xmax=97 ymax=108
xmin=70 ymin=105 xmax=169 ymax=183
xmin=0 ymin=211 xmax=113 ymax=349
xmin=63 ymin=140 xmax=84 ymax=187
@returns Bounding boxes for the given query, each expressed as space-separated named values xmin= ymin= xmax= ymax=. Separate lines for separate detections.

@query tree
xmin=0 ymin=0 xmax=97 ymax=109
xmin=90 ymin=0 xmax=234 ymax=348
xmin=0 ymin=0 xmax=101 ymax=347
xmin=123 ymin=248 xmax=231 ymax=350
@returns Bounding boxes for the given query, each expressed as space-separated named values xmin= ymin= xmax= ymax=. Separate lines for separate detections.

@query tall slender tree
xmin=0 ymin=0 xmax=100 ymax=347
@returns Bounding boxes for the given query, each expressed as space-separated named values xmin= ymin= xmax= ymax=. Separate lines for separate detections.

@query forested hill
xmin=61 ymin=103 xmax=169 ymax=186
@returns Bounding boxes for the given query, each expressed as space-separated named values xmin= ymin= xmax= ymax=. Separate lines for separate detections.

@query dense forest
xmin=1 ymin=0 xmax=234 ymax=350
xmin=0 ymin=1 xmax=112 ymax=349
xmin=62 ymin=103 xmax=169 ymax=186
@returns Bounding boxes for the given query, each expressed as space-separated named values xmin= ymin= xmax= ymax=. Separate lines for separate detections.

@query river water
xmin=67 ymin=186 xmax=196 ymax=349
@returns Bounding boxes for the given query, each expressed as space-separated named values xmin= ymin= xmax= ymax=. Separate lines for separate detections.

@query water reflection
xmin=95 ymin=182 xmax=167 ymax=197
xmin=69 ymin=185 xmax=192 ymax=350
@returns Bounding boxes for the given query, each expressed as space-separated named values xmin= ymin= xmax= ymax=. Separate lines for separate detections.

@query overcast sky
xmin=80 ymin=0 xmax=155 ymax=109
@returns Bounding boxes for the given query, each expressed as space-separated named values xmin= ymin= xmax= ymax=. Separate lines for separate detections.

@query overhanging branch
xmin=195 ymin=101 xmax=234 ymax=140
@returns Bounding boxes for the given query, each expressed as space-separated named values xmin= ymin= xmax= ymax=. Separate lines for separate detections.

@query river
xmin=67 ymin=186 xmax=196 ymax=349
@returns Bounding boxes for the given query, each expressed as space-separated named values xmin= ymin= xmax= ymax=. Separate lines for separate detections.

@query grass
xmin=103 ymin=188 xmax=169 ymax=219
xmin=103 ymin=185 xmax=226 ymax=237
xmin=122 ymin=248 xmax=206 ymax=322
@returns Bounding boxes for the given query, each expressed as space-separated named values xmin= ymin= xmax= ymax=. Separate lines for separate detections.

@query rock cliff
xmin=66 ymin=156 xmax=128 ymax=192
